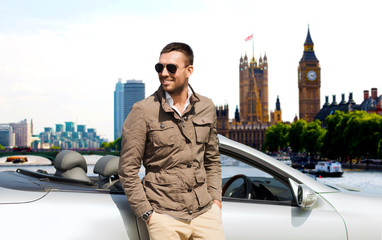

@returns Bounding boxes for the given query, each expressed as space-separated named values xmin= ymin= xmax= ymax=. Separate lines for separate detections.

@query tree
xmin=322 ymin=110 xmax=382 ymax=160
xmin=264 ymin=123 xmax=290 ymax=152
xmin=0 ymin=144 xmax=4 ymax=150
xmin=101 ymin=137 xmax=121 ymax=151
xmin=301 ymin=120 xmax=325 ymax=156
xmin=114 ymin=137 xmax=122 ymax=151
xmin=288 ymin=120 xmax=307 ymax=153
xmin=344 ymin=111 xmax=382 ymax=159
xmin=321 ymin=111 xmax=346 ymax=160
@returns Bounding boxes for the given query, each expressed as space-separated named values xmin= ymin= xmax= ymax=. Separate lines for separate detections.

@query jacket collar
xmin=157 ymin=84 xmax=200 ymax=115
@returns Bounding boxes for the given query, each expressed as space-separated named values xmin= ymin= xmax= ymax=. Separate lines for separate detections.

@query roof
xmin=359 ymin=96 xmax=382 ymax=111
xmin=314 ymin=95 xmax=356 ymax=122
xmin=304 ymin=27 xmax=314 ymax=45
xmin=300 ymin=51 xmax=319 ymax=62
xmin=300 ymin=27 xmax=318 ymax=62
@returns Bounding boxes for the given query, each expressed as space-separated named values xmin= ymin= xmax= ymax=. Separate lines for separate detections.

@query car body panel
xmin=222 ymin=197 xmax=347 ymax=240
xmin=0 ymin=171 xmax=47 ymax=203
xmin=0 ymin=190 xmax=139 ymax=240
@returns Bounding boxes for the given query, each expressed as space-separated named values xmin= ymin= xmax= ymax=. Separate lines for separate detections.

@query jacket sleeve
xmin=118 ymin=104 xmax=152 ymax=217
xmin=203 ymin=105 xmax=222 ymax=202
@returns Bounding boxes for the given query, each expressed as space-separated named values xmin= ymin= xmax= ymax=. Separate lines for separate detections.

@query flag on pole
xmin=245 ymin=34 xmax=253 ymax=41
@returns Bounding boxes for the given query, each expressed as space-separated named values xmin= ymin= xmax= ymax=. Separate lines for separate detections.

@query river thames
xmin=316 ymin=169 xmax=382 ymax=195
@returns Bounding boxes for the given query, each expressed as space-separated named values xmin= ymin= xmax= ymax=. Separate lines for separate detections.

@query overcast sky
xmin=1 ymin=0 xmax=381 ymax=141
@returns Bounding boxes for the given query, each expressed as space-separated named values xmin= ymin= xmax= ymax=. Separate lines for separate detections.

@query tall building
xmin=114 ymin=79 xmax=124 ymax=140
xmin=114 ymin=79 xmax=145 ymax=140
xmin=9 ymin=119 xmax=31 ymax=147
xmin=65 ymin=122 xmax=75 ymax=132
xmin=77 ymin=124 xmax=86 ymax=133
xmin=239 ymin=53 xmax=269 ymax=123
xmin=217 ymin=52 xmax=273 ymax=150
xmin=123 ymin=80 xmax=145 ymax=120
xmin=298 ymin=27 xmax=321 ymax=122
xmin=56 ymin=124 xmax=64 ymax=133
xmin=0 ymin=124 xmax=15 ymax=147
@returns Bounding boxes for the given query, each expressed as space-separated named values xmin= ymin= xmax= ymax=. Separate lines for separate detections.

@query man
xmin=118 ymin=42 xmax=225 ymax=239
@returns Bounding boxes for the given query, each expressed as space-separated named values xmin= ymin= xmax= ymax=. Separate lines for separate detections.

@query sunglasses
xmin=155 ymin=63 xmax=189 ymax=74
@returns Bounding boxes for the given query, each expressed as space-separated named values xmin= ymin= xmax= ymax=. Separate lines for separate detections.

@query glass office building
xmin=114 ymin=79 xmax=145 ymax=140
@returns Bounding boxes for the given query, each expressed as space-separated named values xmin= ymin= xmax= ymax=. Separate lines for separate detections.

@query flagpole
xmin=252 ymin=34 xmax=254 ymax=59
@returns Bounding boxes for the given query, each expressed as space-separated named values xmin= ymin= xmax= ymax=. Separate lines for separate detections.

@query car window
xmin=221 ymin=153 xmax=293 ymax=203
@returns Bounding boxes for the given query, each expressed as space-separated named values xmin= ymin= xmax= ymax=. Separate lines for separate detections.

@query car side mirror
xmin=289 ymin=179 xmax=318 ymax=208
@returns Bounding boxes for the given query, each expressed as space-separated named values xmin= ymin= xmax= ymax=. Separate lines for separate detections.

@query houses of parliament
xmin=217 ymin=27 xmax=321 ymax=149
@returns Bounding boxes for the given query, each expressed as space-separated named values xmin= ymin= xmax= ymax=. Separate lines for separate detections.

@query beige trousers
xmin=146 ymin=204 xmax=225 ymax=240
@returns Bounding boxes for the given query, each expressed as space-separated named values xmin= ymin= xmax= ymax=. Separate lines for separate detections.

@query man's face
xmin=157 ymin=51 xmax=193 ymax=95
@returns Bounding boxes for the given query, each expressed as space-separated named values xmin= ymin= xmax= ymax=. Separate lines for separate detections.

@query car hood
xmin=321 ymin=191 xmax=382 ymax=217
xmin=0 ymin=171 xmax=48 ymax=204
xmin=320 ymin=191 xmax=382 ymax=239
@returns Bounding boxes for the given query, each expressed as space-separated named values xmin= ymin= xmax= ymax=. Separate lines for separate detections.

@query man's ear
xmin=186 ymin=65 xmax=194 ymax=78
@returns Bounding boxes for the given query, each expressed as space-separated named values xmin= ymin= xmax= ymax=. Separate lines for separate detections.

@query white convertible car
xmin=1 ymin=135 xmax=381 ymax=240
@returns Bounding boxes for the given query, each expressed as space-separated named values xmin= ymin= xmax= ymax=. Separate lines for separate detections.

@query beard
xmin=160 ymin=77 xmax=188 ymax=96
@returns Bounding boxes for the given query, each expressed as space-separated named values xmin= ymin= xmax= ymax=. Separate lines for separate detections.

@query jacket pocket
xmin=192 ymin=118 xmax=212 ymax=143
xmin=144 ymin=173 xmax=182 ymax=211
xmin=148 ymin=122 xmax=176 ymax=147
xmin=193 ymin=171 xmax=212 ymax=207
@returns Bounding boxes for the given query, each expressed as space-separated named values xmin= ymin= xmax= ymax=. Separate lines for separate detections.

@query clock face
xmin=298 ymin=72 xmax=301 ymax=81
xmin=307 ymin=70 xmax=317 ymax=81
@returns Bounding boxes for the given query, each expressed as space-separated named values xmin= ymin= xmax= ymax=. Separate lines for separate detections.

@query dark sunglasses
xmin=155 ymin=63 xmax=188 ymax=74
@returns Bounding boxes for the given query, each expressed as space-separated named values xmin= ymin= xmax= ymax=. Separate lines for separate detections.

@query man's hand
xmin=213 ymin=199 xmax=222 ymax=209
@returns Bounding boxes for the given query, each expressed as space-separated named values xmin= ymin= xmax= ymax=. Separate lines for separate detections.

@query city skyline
xmin=0 ymin=1 xmax=381 ymax=141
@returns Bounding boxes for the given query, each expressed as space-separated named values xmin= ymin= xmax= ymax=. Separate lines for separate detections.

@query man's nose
xmin=161 ymin=66 xmax=170 ymax=76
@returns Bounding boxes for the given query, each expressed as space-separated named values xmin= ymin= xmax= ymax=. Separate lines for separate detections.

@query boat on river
xmin=314 ymin=161 xmax=344 ymax=177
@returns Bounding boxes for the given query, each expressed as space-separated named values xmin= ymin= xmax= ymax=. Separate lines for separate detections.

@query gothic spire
xmin=304 ymin=25 xmax=314 ymax=46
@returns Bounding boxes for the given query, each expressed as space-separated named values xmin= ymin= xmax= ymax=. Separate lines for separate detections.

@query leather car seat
xmin=93 ymin=155 xmax=120 ymax=189
xmin=54 ymin=150 xmax=91 ymax=183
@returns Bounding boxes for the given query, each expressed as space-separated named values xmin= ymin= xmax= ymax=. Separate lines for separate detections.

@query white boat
xmin=314 ymin=161 xmax=344 ymax=177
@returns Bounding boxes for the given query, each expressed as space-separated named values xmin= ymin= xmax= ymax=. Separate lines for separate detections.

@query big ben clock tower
xmin=298 ymin=27 xmax=321 ymax=122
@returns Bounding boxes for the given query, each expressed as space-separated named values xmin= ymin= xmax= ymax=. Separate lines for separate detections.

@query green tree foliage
xmin=343 ymin=111 xmax=382 ymax=159
xmin=0 ymin=144 xmax=4 ymax=150
xmin=264 ymin=123 xmax=290 ymax=152
xmin=301 ymin=120 xmax=325 ymax=155
xmin=263 ymin=110 xmax=382 ymax=160
xmin=289 ymin=120 xmax=307 ymax=153
xmin=321 ymin=111 xmax=345 ymax=159
xmin=101 ymin=137 xmax=122 ymax=151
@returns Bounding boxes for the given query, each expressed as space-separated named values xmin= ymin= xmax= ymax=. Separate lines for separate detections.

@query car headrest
xmin=93 ymin=155 xmax=119 ymax=177
xmin=54 ymin=150 xmax=87 ymax=173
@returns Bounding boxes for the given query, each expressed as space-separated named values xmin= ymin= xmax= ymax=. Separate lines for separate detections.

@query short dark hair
xmin=160 ymin=42 xmax=194 ymax=66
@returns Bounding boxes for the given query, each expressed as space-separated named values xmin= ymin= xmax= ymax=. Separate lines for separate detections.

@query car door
xmin=220 ymin=153 xmax=347 ymax=240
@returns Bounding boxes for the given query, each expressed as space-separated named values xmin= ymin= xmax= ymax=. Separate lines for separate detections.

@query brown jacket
xmin=118 ymin=85 xmax=221 ymax=220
